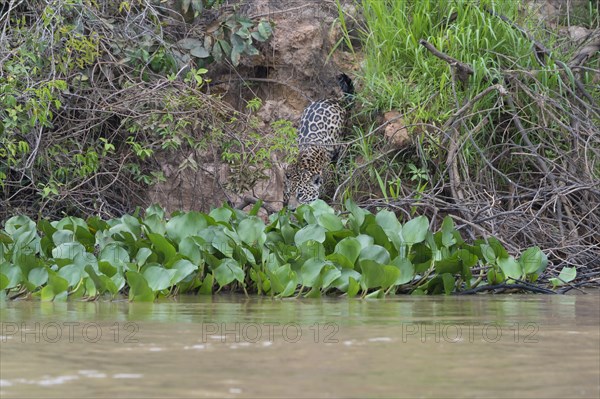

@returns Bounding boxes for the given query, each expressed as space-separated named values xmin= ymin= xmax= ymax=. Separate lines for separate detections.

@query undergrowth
xmin=0 ymin=0 xmax=278 ymax=220
xmin=335 ymin=0 xmax=600 ymax=273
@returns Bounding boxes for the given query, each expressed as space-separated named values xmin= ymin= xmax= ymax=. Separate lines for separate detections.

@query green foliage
xmin=549 ymin=267 xmax=577 ymax=287
xmin=176 ymin=14 xmax=272 ymax=66
xmin=0 ymin=202 xmax=551 ymax=301
xmin=1 ymin=0 xmax=274 ymax=220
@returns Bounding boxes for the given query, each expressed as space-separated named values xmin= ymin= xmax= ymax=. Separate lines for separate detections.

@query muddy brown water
xmin=1 ymin=293 xmax=599 ymax=398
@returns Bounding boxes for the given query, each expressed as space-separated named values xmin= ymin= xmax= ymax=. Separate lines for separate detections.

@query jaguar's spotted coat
xmin=284 ymin=73 xmax=354 ymax=208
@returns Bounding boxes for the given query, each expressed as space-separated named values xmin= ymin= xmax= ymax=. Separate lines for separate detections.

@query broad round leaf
xmin=497 ymin=256 xmax=522 ymax=280
xmin=213 ymin=259 xmax=244 ymax=287
xmin=519 ymin=246 xmax=543 ymax=275
xmin=237 ymin=217 xmax=266 ymax=245
xmin=300 ymin=258 xmax=328 ymax=287
xmin=28 ymin=267 xmax=48 ymax=287
xmin=58 ymin=263 xmax=83 ymax=287
xmin=52 ymin=242 xmax=86 ymax=260
xmin=317 ymin=213 xmax=344 ymax=232
xmin=333 ymin=237 xmax=361 ymax=267
xmin=126 ymin=271 xmax=155 ymax=302
xmin=359 ymin=245 xmax=391 ymax=265
xmin=166 ymin=212 xmax=208 ymax=244
xmin=402 ymin=216 xmax=429 ymax=246
xmin=295 ymin=224 xmax=326 ymax=246
xmin=170 ymin=259 xmax=198 ymax=285
xmin=143 ymin=266 xmax=176 ymax=291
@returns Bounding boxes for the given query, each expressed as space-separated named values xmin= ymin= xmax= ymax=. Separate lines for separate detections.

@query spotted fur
xmin=284 ymin=73 xmax=354 ymax=208
xmin=283 ymin=146 xmax=330 ymax=209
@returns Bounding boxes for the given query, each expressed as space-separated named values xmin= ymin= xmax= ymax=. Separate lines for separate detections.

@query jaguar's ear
xmin=311 ymin=174 xmax=323 ymax=186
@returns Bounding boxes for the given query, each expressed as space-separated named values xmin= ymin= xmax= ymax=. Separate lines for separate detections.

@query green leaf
xmin=346 ymin=276 xmax=360 ymax=298
xmin=199 ymin=273 xmax=213 ymax=294
xmin=170 ymin=259 xmax=198 ymax=285
xmin=181 ymin=0 xmax=192 ymax=14
xmin=331 ymin=268 xmax=362 ymax=291
xmin=85 ymin=265 xmax=109 ymax=294
xmin=441 ymin=216 xmax=456 ymax=247
xmin=300 ymin=258 xmax=329 ymax=287
xmin=458 ymin=249 xmax=478 ymax=268
xmin=480 ymin=244 xmax=496 ymax=264
xmin=134 ymin=247 xmax=153 ymax=267
xmin=360 ymin=260 xmax=400 ymax=290
xmin=0 ymin=273 xmax=9 ymax=290
xmin=143 ymin=214 xmax=166 ymax=235
xmin=100 ymin=244 xmax=130 ymax=265
xmin=145 ymin=204 xmax=165 ymax=219
xmin=435 ymin=252 xmax=461 ymax=274
xmin=320 ymin=263 xmax=342 ymax=289
xmin=356 ymin=234 xmax=374 ymax=249
xmin=143 ymin=266 xmax=176 ymax=291
xmin=497 ymin=256 xmax=522 ymax=280
xmin=375 ymin=209 xmax=401 ymax=232
xmin=166 ymin=212 xmax=208 ymax=244
xmin=0 ymin=264 xmax=22 ymax=289
xmin=4 ymin=215 xmax=36 ymax=235
xmin=325 ymin=253 xmax=352 ymax=269
xmin=126 ymin=271 xmax=155 ymax=302
xmin=236 ymin=26 xmax=251 ymax=39
xmin=549 ymin=267 xmax=577 ymax=287
xmin=52 ymin=242 xmax=86 ymax=260
xmin=295 ymin=224 xmax=326 ymax=246
xmin=332 ymin=237 xmax=361 ymax=268
xmin=57 ymin=264 xmax=83 ymax=287
xmin=237 ymin=217 xmax=266 ymax=245
xmin=28 ymin=267 xmax=48 ymax=287
xmin=0 ymin=232 xmax=13 ymax=245
xmin=365 ymin=289 xmax=384 ymax=299
xmin=148 ymin=233 xmax=176 ymax=262
xmin=213 ymin=258 xmax=244 ymax=287
xmin=519 ymin=246 xmax=543 ymax=275
xmin=441 ymin=273 xmax=455 ymax=295
xmin=40 ymin=270 xmax=69 ymax=302
xmin=345 ymin=199 xmax=367 ymax=231
xmin=391 ymin=257 xmax=414 ymax=285
xmin=211 ymin=229 xmax=234 ymax=258
xmin=52 ymin=229 xmax=74 ymax=246
xmin=402 ymin=216 xmax=429 ymax=246
xmin=230 ymin=47 xmax=241 ymax=66
xmin=190 ymin=46 xmax=210 ymax=58
xmin=209 ymin=207 xmax=233 ymax=223
xmin=179 ymin=236 xmax=205 ymax=265
xmin=317 ymin=213 xmax=344 ymax=232
xmin=365 ymin=223 xmax=390 ymax=248
xmin=359 ymin=245 xmax=390 ymax=265
xmin=257 ymin=21 xmax=273 ymax=38
xmin=487 ymin=237 xmax=509 ymax=259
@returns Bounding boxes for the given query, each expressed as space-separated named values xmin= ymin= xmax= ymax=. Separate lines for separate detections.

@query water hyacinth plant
xmin=0 ymin=200 xmax=552 ymax=301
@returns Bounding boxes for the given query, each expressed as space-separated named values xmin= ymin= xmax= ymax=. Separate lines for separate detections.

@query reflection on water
xmin=1 ymin=293 xmax=599 ymax=398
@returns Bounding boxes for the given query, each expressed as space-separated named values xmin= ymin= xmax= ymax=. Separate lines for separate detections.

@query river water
xmin=1 ymin=293 xmax=599 ymax=398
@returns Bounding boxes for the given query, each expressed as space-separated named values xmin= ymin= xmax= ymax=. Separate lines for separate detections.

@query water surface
xmin=1 ymin=293 xmax=599 ymax=398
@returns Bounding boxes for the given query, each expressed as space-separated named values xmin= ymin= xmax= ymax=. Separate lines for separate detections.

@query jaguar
xmin=297 ymin=73 xmax=355 ymax=160
xmin=283 ymin=73 xmax=354 ymax=208
xmin=283 ymin=146 xmax=331 ymax=210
